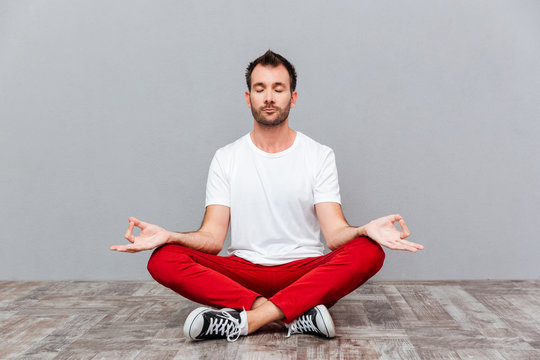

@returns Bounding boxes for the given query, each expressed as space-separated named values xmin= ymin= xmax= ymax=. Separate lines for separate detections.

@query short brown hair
xmin=245 ymin=50 xmax=297 ymax=91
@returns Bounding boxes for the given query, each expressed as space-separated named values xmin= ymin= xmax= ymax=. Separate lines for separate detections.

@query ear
xmin=244 ymin=91 xmax=251 ymax=108
xmin=290 ymin=91 xmax=298 ymax=109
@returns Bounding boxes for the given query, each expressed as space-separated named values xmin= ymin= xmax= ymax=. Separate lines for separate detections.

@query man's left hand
xmin=362 ymin=214 xmax=424 ymax=252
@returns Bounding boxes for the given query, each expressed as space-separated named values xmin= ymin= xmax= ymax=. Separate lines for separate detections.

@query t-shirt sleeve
xmin=205 ymin=150 xmax=231 ymax=207
xmin=313 ymin=148 xmax=342 ymax=205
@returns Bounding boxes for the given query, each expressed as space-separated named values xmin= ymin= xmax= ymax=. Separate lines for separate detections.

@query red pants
xmin=147 ymin=236 xmax=385 ymax=323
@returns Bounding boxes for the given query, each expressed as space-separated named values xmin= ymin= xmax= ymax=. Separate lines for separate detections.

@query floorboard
xmin=0 ymin=280 xmax=539 ymax=359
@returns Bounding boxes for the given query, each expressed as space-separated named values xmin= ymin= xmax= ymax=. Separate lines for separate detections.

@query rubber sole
xmin=183 ymin=306 xmax=211 ymax=341
xmin=314 ymin=304 xmax=336 ymax=338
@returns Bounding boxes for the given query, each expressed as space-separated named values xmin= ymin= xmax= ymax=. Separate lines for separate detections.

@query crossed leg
xmin=147 ymin=236 xmax=385 ymax=333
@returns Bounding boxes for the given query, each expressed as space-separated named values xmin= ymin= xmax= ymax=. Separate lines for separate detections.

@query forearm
xmin=327 ymin=224 xmax=368 ymax=251
xmin=166 ymin=230 xmax=222 ymax=255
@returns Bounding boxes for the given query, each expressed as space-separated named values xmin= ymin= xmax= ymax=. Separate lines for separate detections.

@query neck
xmin=250 ymin=119 xmax=296 ymax=153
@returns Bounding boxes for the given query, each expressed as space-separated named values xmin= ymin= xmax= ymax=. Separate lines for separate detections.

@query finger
xmin=376 ymin=239 xmax=411 ymax=252
xmin=124 ymin=221 xmax=135 ymax=243
xmin=110 ymin=245 xmax=128 ymax=252
xmin=129 ymin=217 xmax=148 ymax=229
xmin=398 ymin=219 xmax=411 ymax=239
xmin=110 ymin=244 xmax=140 ymax=253
xmin=378 ymin=236 xmax=423 ymax=252
xmin=388 ymin=214 xmax=403 ymax=223
xmin=388 ymin=240 xmax=418 ymax=252
xmin=391 ymin=244 xmax=418 ymax=252
xmin=400 ymin=239 xmax=424 ymax=250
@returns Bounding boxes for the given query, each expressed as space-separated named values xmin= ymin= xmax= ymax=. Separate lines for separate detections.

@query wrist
xmin=165 ymin=230 xmax=176 ymax=244
xmin=356 ymin=225 xmax=368 ymax=237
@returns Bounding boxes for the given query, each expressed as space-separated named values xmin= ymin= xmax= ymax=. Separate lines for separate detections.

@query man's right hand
xmin=110 ymin=217 xmax=169 ymax=253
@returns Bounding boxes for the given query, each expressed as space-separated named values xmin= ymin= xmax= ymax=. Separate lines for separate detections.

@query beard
xmin=250 ymin=98 xmax=292 ymax=127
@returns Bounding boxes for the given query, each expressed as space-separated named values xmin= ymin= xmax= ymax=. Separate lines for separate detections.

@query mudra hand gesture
xmin=110 ymin=217 xmax=169 ymax=253
xmin=363 ymin=214 xmax=423 ymax=252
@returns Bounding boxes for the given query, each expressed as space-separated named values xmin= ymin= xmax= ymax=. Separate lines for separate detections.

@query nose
xmin=264 ymin=89 xmax=274 ymax=104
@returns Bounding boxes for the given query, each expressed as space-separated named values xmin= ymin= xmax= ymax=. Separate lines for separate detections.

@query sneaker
xmin=183 ymin=307 xmax=247 ymax=342
xmin=286 ymin=304 xmax=336 ymax=338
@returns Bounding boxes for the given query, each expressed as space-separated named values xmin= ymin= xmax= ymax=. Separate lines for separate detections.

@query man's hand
xmin=362 ymin=214 xmax=424 ymax=252
xmin=110 ymin=217 xmax=169 ymax=253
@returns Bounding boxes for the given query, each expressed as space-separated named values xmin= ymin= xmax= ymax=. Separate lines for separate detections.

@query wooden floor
xmin=1 ymin=280 xmax=539 ymax=359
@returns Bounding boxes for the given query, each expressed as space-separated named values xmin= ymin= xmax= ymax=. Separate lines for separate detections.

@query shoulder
xmin=213 ymin=133 xmax=250 ymax=160
xmin=297 ymin=131 xmax=335 ymax=158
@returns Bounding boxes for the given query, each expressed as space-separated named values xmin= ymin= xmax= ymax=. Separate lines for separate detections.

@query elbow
xmin=200 ymin=230 xmax=223 ymax=255
xmin=200 ymin=244 xmax=221 ymax=255
xmin=210 ymin=245 xmax=222 ymax=255
xmin=326 ymin=238 xmax=338 ymax=251
xmin=326 ymin=229 xmax=347 ymax=251
xmin=209 ymin=237 xmax=223 ymax=255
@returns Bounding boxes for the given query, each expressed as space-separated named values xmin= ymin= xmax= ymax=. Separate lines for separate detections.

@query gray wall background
xmin=1 ymin=0 xmax=538 ymax=280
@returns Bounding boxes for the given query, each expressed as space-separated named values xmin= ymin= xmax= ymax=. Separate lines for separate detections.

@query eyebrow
xmin=253 ymin=82 xmax=287 ymax=88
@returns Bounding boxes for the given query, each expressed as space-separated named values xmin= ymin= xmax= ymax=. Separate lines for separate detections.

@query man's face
xmin=245 ymin=64 xmax=297 ymax=127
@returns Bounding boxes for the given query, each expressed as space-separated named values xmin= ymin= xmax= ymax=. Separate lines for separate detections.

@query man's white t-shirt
xmin=205 ymin=131 xmax=341 ymax=266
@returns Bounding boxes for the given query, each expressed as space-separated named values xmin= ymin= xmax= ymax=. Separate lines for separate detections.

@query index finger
xmin=124 ymin=221 xmax=135 ymax=243
xmin=129 ymin=217 xmax=148 ymax=229
xmin=398 ymin=219 xmax=411 ymax=239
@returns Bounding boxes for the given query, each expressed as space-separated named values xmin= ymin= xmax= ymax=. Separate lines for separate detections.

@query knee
xmin=369 ymin=239 xmax=386 ymax=273
xmin=147 ymin=244 xmax=190 ymax=285
xmin=147 ymin=245 xmax=167 ymax=282
xmin=370 ymin=241 xmax=386 ymax=275
xmin=347 ymin=236 xmax=386 ymax=277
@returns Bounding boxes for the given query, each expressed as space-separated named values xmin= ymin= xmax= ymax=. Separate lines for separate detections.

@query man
xmin=110 ymin=50 xmax=424 ymax=342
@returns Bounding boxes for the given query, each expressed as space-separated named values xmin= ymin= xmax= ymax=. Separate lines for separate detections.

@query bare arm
xmin=315 ymin=202 xmax=359 ymax=251
xmin=315 ymin=202 xmax=423 ymax=252
xmin=110 ymin=205 xmax=230 ymax=255
xmin=167 ymin=205 xmax=230 ymax=254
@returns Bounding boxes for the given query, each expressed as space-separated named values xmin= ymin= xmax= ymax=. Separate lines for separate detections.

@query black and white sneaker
xmin=183 ymin=307 xmax=248 ymax=342
xmin=286 ymin=304 xmax=336 ymax=338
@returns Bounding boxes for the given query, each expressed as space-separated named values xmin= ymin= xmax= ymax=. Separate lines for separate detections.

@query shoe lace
xmin=286 ymin=314 xmax=319 ymax=337
xmin=204 ymin=310 xmax=241 ymax=342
